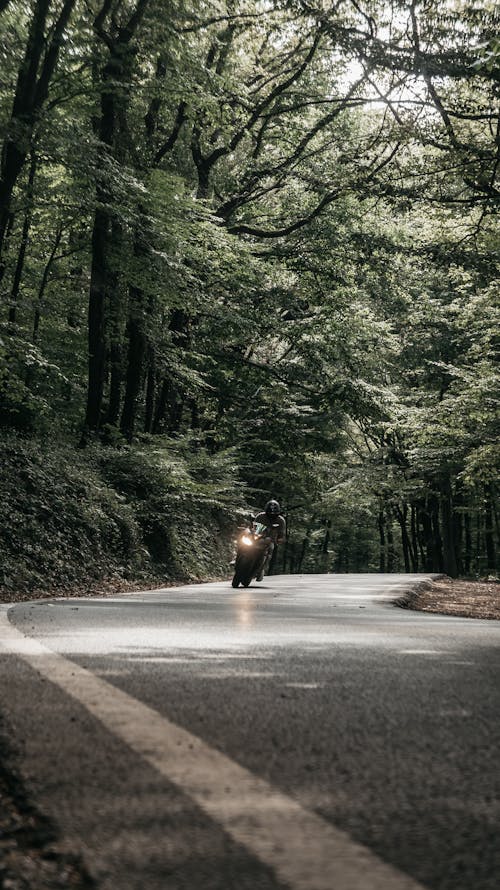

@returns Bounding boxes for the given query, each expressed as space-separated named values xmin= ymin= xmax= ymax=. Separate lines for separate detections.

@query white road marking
xmin=398 ymin=649 xmax=443 ymax=655
xmin=0 ymin=610 xmax=428 ymax=890
xmin=285 ymin=682 xmax=323 ymax=689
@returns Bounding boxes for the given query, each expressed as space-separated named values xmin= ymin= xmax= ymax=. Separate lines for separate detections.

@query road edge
xmin=391 ymin=574 xmax=446 ymax=611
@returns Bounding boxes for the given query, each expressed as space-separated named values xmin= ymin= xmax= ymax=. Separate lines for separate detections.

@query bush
xmin=100 ymin=438 xmax=243 ymax=579
xmin=0 ymin=434 xmax=240 ymax=597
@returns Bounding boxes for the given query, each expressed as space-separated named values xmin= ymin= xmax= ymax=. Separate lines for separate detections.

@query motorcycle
xmin=231 ymin=521 xmax=274 ymax=588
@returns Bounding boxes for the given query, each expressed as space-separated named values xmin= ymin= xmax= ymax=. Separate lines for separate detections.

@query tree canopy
xmin=0 ymin=0 xmax=498 ymax=582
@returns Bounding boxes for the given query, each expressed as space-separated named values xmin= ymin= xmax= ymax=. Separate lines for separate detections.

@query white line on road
xmin=0 ymin=610 xmax=428 ymax=890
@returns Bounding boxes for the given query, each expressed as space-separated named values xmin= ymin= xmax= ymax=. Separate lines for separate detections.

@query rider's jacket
xmin=254 ymin=512 xmax=286 ymax=545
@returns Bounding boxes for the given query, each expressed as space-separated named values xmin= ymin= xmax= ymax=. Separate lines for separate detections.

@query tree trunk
xmin=0 ymin=211 xmax=15 ymax=287
xmin=106 ymin=341 xmax=123 ymax=427
xmin=152 ymin=377 xmax=184 ymax=434
xmin=82 ymin=3 xmax=149 ymax=442
xmin=378 ymin=508 xmax=386 ymax=572
xmin=167 ymin=392 xmax=184 ymax=433
xmin=31 ymin=224 xmax=63 ymax=345
xmin=440 ymin=478 xmax=458 ymax=577
xmin=190 ymin=397 xmax=200 ymax=430
xmin=153 ymin=376 xmax=169 ymax=433
xmin=282 ymin=538 xmax=289 ymax=573
xmin=153 ymin=377 xmax=184 ymax=433
xmin=475 ymin=514 xmax=482 ymax=575
xmin=282 ymin=515 xmax=291 ymax=573
xmin=120 ymin=209 xmax=153 ymax=442
xmin=410 ymin=505 xmax=419 ymax=571
xmin=9 ymin=151 xmax=37 ymax=327
xmin=416 ymin=503 xmax=427 ymax=568
xmin=430 ymin=495 xmax=444 ymax=572
xmin=82 ymin=206 xmax=109 ymax=442
xmin=152 ymin=308 xmax=191 ymax=433
xmin=422 ymin=493 xmax=444 ymax=572
xmin=104 ymin=217 xmax=126 ymax=427
xmin=196 ymin=163 xmax=211 ymax=200
xmin=1 ymin=141 xmax=31 ymax=275
xmin=120 ymin=311 xmax=147 ymax=442
xmin=82 ymin=85 xmax=124 ymax=438
xmin=144 ymin=345 xmax=156 ymax=433
xmin=297 ymin=522 xmax=313 ymax=572
xmin=454 ymin=509 xmax=463 ymax=577
xmin=394 ymin=504 xmax=411 ymax=573
xmin=322 ymin=519 xmax=330 ymax=554
xmin=386 ymin=508 xmax=395 ymax=572
xmin=420 ymin=501 xmax=434 ymax=571
xmin=485 ymin=486 xmax=497 ymax=573
xmin=464 ymin=512 xmax=472 ymax=576
xmin=492 ymin=492 xmax=500 ymax=542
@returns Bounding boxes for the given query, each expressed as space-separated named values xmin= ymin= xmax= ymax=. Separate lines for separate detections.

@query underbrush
xmin=0 ymin=434 xmax=243 ymax=599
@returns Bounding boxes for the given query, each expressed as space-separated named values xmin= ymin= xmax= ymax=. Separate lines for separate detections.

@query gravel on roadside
xmin=404 ymin=577 xmax=500 ymax=620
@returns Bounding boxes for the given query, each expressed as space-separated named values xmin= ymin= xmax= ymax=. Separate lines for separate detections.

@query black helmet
xmin=265 ymin=499 xmax=280 ymax=516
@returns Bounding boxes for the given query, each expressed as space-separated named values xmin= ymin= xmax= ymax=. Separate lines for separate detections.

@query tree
xmin=0 ymin=0 xmax=77 ymax=283
xmin=0 ymin=0 xmax=497 ymax=577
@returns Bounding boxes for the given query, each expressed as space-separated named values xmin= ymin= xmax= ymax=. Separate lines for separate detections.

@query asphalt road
xmin=0 ymin=573 xmax=499 ymax=890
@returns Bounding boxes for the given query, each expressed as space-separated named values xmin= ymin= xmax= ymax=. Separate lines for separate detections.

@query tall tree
xmin=82 ymin=0 xmax=150 ymax=441
xmin=0 ymin=0 xmax=77 ymax=284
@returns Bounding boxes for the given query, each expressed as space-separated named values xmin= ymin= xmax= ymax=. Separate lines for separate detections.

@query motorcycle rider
xmin=254 ymin=499 xmax=286 ymax=581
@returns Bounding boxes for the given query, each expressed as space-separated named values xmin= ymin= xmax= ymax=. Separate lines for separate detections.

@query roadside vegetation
xmin=0 ymin=434 xmax=240 ymax=595
xmin=0 ymin=0 xmax=498 ymax=596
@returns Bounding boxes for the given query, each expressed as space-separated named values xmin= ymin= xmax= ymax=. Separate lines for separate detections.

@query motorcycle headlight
xmin=241 ymin=535 xmax=253 ymax=546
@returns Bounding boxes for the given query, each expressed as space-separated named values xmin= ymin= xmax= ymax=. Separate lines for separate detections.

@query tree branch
xmin=34 ymin=0 xmax=77 ymax=110
xmin=195 ymin=27 xmax=326 ymax=180
xmin=228 ymin=142 xmax=400 ymax=239
xmin=93 ymin=0 xmax=115 ymax=48
xmin=153 ymin=101 xmax=187 ymax=165
xmin=121 ymin=0 xmax=150 ymax=43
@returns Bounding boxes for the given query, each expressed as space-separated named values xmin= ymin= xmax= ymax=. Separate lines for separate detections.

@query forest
xmin=0 ymin=0 xmax=498 ymax=594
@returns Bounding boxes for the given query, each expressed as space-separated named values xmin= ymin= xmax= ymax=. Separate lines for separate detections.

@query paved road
xmin=0 ymin=574 xmax=499 ymax=890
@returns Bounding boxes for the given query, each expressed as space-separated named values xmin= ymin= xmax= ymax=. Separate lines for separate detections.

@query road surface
xmin=0 ymin=573 xmax=499 ymax=890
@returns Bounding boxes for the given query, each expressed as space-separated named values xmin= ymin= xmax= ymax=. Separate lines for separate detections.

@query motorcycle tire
xmin=233 ymin=555 xmax=249 ymax=588
xmin=241 ymin=567 xmax=255 ymax=588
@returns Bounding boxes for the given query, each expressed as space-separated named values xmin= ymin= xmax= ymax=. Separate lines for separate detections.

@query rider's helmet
xmin=265 ymin=499 xmax=281 ymax=517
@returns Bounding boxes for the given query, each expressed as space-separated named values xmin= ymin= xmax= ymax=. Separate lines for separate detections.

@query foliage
xmin=0 ymin=0 xmax=498 ymax=590
xmin=0 ymin=434 xmax=239 ymax=594
xmin=100 ymin=436 xmax=245 ymax=577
